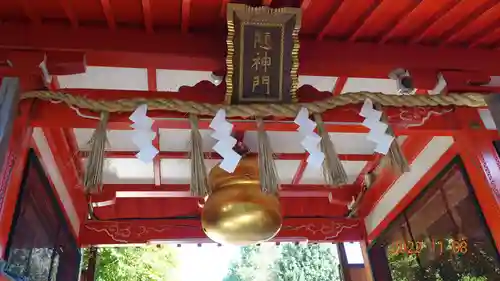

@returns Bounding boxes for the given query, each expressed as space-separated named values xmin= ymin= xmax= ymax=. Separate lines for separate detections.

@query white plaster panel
xmin=298 ymin=75 xmax=338 ymax=92
xmin=58 ymin=66 xmax=148 ymax=90
xmin=32 ymin=128 xmax=80 ymax=234
xmin=159 ymin=129 xmax=216 ymax=152
xmin=276 ymin=160 xmax=301 ymax=184
xmin=364 ymin=136 xmax=454 ymax=234
xmin=478 ymin=109 xmax=497 ymax=130
xmin=156 ymin=70 xmax=215 ymax=91
xmin=300 ymin=161 xmax=367 ymax=184
xmin=99 ymin=158 xmax=155 ymax=184
xmin=74 ymin=129 xmax=143 ymax=151
xmin=342 ymin=78 xmax=398 ymax=95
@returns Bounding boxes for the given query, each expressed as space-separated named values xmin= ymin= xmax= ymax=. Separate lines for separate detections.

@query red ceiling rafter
xmin=141 ymin=0 xmax=154 ymax=33
xmin=347 ymin=0 xmax=382 ymax=42
xmin=315 ymin=1 xmax=343 ymax=41
xmin=447 ymin=3 xmax=500 ymax=46
xmin=100 ymin=0 xmax=116 ymax=30
xmin=356 ymin=135 xmax=434 ymax=218
xmin=378 ymin=1 xmax=423 ymax=44
xmin=181 ymin=0 xmax=192 ymax=33
xmin=352 ymin=0 xmax=423 ymax=43
xmin=19 ymin=0 xmax=41 ymax=25
xmin=58 ymin=0 xmax=79 ymax=28
xmin=5 ymin=25 xmax=500 ymax=76
xmin=90 ymin=151 xmax=375 ymax=162
xmin=435 ymin=1 xmax=500 ymax=45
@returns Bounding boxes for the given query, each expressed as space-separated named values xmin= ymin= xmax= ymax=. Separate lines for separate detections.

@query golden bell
xmin=201 ymin=155 xmax=282 ymax=246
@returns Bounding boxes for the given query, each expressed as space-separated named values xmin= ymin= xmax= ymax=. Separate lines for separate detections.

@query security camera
xmin=389 ymin=68 xmax=416 ymax=95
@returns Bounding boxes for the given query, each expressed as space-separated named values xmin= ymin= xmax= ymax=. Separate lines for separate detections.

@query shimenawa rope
xmin=21 ymin=91 xmax=487 ymax=117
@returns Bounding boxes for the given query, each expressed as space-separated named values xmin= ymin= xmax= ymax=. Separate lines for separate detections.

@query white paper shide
xmin=294 ymin=107 xmax=325 ymax=168
xmin=359 ymin=99 xmax=394 ymax=155
xmin=129 ymin=104 xmax=159 ymax=163
xmin=210 ymin=109 xmax=242 ymax=173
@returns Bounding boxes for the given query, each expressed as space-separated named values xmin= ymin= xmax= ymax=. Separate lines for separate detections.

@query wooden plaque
xmin=225 ymin=4 xmax=301 ymax=104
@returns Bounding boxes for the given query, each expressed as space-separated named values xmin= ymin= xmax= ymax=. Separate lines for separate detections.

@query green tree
xmin=82 ymin=245 xmax=178 ymax=281
xmin=386 ymin=238 xmax=500 ymax=281
xmin=224 ymin=244 xmax=340 ymax=281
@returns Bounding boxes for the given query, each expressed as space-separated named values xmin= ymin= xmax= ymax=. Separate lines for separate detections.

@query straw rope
xmin=21 ymin=91 xmax=487 ymax=117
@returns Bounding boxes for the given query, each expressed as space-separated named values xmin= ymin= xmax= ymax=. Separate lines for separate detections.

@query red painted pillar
xmin=0 ymin=97 xmax=33 ymax=258
xmin=454 ymin=108 xmax=500 ymax=253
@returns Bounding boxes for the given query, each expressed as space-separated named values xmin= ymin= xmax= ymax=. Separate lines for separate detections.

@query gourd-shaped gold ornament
xmin=201 ymin=155 xmax=282 ymax=246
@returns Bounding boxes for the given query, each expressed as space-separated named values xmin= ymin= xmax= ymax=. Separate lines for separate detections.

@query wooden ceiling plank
xmin=141 ymin=0 xmax=154 ymax=33
xmin=58 ymin=0 xmax=79 ymax=28
xmin=100 ymin=0 xmax=116 ymax=30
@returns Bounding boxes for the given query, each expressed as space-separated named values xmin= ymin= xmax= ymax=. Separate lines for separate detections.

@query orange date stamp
xmin=389 ymin=239 xmax=468 ymax=256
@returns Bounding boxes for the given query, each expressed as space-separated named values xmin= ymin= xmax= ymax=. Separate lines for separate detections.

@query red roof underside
xmin=1 ymin=0 xmax=500 ymax=48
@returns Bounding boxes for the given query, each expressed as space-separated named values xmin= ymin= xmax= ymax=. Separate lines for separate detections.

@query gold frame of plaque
xmin=225 ymin=4 xmax=301 ymax=104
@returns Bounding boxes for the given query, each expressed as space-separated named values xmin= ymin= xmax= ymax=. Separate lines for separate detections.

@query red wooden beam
xmin=332 ymin=76 xmax=347 ymax=96
xmin=146 ymin=68 xmax=161 ymax=186
xmin=29 ymin=99 xmax=463 ymax=136
xmin=367 ymin=144 xmax=458 ymax=241
xmin=4 ymin=25 xmax=500 ymax=76
xmin=79 ymin=217 xmax=365 ymax=245
xmin=89 ymin=151 xmax=375 ymax=162
xmin=0 ymin=101 xmax=33 ymax=257
xmin=355 ymin=135 xmax=434 ymax=218
xmin=42 ymin=128 xmax=88 ymax=222
xmin=291 ymin=157 xmax=307 ymax=184
xmin=92 ymin=183 xmax=361 ymax=200
xmin=454 ymin=108 xmax=500 ymax=252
